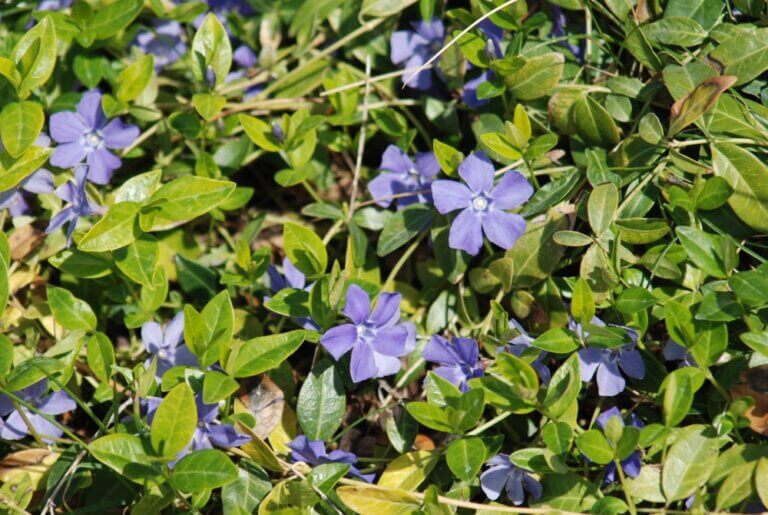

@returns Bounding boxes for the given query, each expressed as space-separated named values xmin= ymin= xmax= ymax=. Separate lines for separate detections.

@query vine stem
xmin=348 ymin=55 xmax=372 ymax=220
xmin=383 ymin=231 xmax=427 ymax=290
xmin=467 ymin=411 xmax=512 ymax=436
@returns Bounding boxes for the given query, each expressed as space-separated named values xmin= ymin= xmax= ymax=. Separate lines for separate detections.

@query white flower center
xmin=472 ymin=196 xmax=489 ymax=211
xmin=84 ymin=131 xmax=102 ymax=148
xmin=157 ymin=349 xmax=167 ymax=360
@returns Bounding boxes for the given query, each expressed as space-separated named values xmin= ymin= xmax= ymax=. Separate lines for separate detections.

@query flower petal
xmin=21 ymin=169 xmax=55 ymax=194
xmin=577 ymin=347 xmax=602 ymax=381
xmin=38 ymin=390 xmax=76 ymax=415
xmin=402 ymin=54 xmax=432 ymax=90
xmin=423 ymin=335 xmax=461 ymax=365
xmin=350 ymin=342 xmax=377 ymax=383
xmin=372 ymin=351 xmax=402 ymax=378
xmin=431 ymin=180 xmax=472 ymax=214
xmin=458 ymin=153 xmax=495 ymax=193
xmin=373 ymin=325 xmax=407 ymax=357
xmin=49 ymin=112 xmax=86 ymax=143
xmin=490 ymin=171 xmax=533 ymax=210
xmin=102 ymin=118 xmax=139 ymax=149
xmin=50 ymin=142 xmax=88 ymax=168
xmin=390 ymin=31 xmax=428 ymax=65
xmin=342 ymin=284 xmax=370 ymax=324
xmin=448 ymin=207 xmax=483 ymax=256
xmin=321 ymin=324 xmax=358 ymax=360
xmin=380 ymin=145 xmax=414 ymax=174
xmin=85 ymin=149 xmax=120 ymax=184
xmin=619 ymin=349 xmax=645 ymax=379
xmin=596 ymin=407 xmax=623 ymax=430
xmin=141 ymin=321 xmax=165 ymax=354
xmin=480 ymin=465 xmax=508 ymax=501
xmin=77 ymin=90 xmax=106 ymax=129
xmin=367 ymin=172 xmax=403 ymax=208
xmin=481 ymin=210 xmax=526 ymax=251
xmin=207 ymin=423 xmax=251 ymax=447
xmin=596 ymin=361 xmax=625 ymax=397
xmin=415 ymin=151 xmax=440 ymax=180
xmin=164 ymin=311 xmax=185 ymax=348
xmin=371 ymin=291 xmax=402 ymax=327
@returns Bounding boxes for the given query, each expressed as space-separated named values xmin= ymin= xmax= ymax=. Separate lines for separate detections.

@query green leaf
xmin=542 ymin=422 xmax=573 ymax=455
xmin=175 ymin=255 xmax=218 ymax=301
xmin=503 ymin=53 xmax=564 ymax=100
xmin=200 ymin=290 xmax=234 ymax=367
xmin=614 ymin=218 xmax=670 ymax=244
xmin=377 ymin=204 xmax=433 ymax=257
xmin=47 ymin=286 xmax=96 ymax=331
xmin=709 ymin=27 xmax=768 ymax=85
xmin=433 ymin=139 xmax=464 ymax=176
xmin=541 ymin=355 xmax=581 ymax=420
xmin=571 ymin=95 xmax=621 ymax=147
xmin=116 ymin=54 xmax=154 ymax=102
xmin=572 ymin=278 xmax=595 ymax=326
xmin=221 ymin=462 xmax=271 ymax=514
xmin=239 ymin=115 xmax=281 ymax=152
xmin=336 ymin=486 xmax=420 ymax=513
xmin=49 ymin=249 xmax=112 ymax=279
xmin=170 ymin=449 xmax=238 ymax=493
xmin=644 ymin=16 xmax=708 ymax=47
xmin=296 ymin=359 xmax=346 ymax=441
xmin=446 ymin=437 xmax=486 ymax=481
xmin=0 ymin=101 xmax=44 ymax=158
xmin=668 ymin=76 xmax=736 ymax=136
xmin=191 ymin=13 xmax=232 ymax=87
xmin=506 ymin=212 xmax=568 ymax=288
xmin=89 ymin=434 xmax=159 ymax=483
xmin=676 ymin=226 xmax=730 ymax=278
xmin=78 ymin=202 xmax=140 ymax=252
xmin=141 ymin=176 xmax=235 ymax=231
xmin=405 ymin=402 xmax=453 ymax=432
xmin=227 ymin=331 xmax=305 ymax=378
xmin=664 ymin=300 xmax=695 ymax=348
xmin=88 ymin=0 xmax=143 ymax=41
xmin=283 ymin=222 xmax=328 ymax=277
xmin=264 ymin=288 xmax=310 ymax=318
xmin=202 ymin=371 xmax=239 ymax=404
xmin=576 ymin=430 xmax=614 ymax=464
xmin=661 ymin=368 xmax=698 ymax=427
xmin=711 ymin=142 xmax=768 ymax=233
xmin=615 ymin=287 xmax=656 ymax=314
xmin=192 ymin=93 xmax=226 ymax=121
xmin=114 ymin=233 xmax=159 ymax=288
xmin=532 ymin=328 xmax=579 ymax=355
xmin=0 ymin=335 xmax=12 ymax=377
xmin=715 ymin=462 xmax=756 ymax=510
xmin=377 ymin=450 xmax=440 ymax=491
xmin=0 ymin=146 xmax=52 ymax=191
xmin=86 ymin=332 xmax=115 ymax=383
xmin=150 ymin=383 xmax=197 ymax=457
xmin=12 ymin=17 xmax=56 ymax=98
xmin=662 ymin=425 xmax=719 ymax=501
xmin=756 ymin=458 xmax=768 ymax=508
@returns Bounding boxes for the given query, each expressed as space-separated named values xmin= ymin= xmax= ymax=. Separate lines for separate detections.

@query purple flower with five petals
xmin=141 ymin=311 xmax=199 ymax=381
xmin=596 ymin=407 xmax=643 ymax=483
xmin=422 ymin=335 xmax=483 ymax=392
xmin=367 ymin=145 xmax=439 ymax=209
xmin=320 ymin=284 xmax=416 ymax=383
xmin=288 ymin=435 xmax=375 ymax=482
xmin=575 ymin=318 xmax=645 ymax=397
xmin=480 ymin=454 xmax=542 ymax=505
xmin=391 ymin=19 xmax=445 ymax=90
xmin=45 ymin=165 xmax=103 ymax=246
xmin=504 ymin=320 xmax=551 ymax=384
xmin=132 ymin=20 xmax=187 ymax=70
xmin=145 ymin=394 xmax=250 ymax=462
xmin=431 ymin=153 xmax=533 ymax=256
xmin=0 ymin=380 xmax=75 ymax=442
xmin=49 ymin=90 xmax=139 ymax=184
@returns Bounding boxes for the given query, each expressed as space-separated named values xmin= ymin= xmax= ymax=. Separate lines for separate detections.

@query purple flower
xmin=596 ymin=407 xmax=643 ymax=483
xmin=37 ymin=0 xmax=72 ymax=10
xmin=132 ymin=20 xmax=187 ymax=70
xmin=367 ymin=145 xmax=439 ymax=209
xmin=575 ymin=318 xmax=645 ymax=397
xmin=145 ymin=394 xmax=250 ymax=461
xmin=504 ymin=320 xmax=551 ymax=384
xmin=141 ymin=311 xmax=199 ymax=380
xmin=431 ymin=153 xmax=533 ymax=256
xmin=320 ymin=284 xmax=415 ymax=383
xmin=288 ymin=435 xmax=375 ymax=482
xmin=0 ymin=134 xmax=55 ymax=216
xmin=422 ymin=335 xmax=483 ymax=392
xmin=463 ymin=70 xmax=495 ymax=108
xmin=49 ymin=90 xmax=139 ymax=184
xmin=480 ymin=454 xmax=542 ymax=505
xmin=0 ymin=380 xmax=75 ymax=442
xmin=45 ymin=165 xmax=103 ymax=247
xmin=391 ymin=19 xmax=445 ymax=90
xmin=663 ymin=339 xmax=696 ymax=367
xmin=550 ymin=5 xmax=584 ymax=62
xmin=267 ymin=258 xmax=319 ymax=331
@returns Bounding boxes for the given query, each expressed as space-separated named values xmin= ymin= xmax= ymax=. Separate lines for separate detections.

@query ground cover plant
xmin=1 ymin=0 xmax=768 ymax=513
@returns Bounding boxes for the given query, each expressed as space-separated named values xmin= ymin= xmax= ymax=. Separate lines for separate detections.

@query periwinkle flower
xmin=45 ymin=165 xmax=103 ymax=246
xmin=288 ymin=435 xmax=375 ymax=482
xmin=0 ymin=169 xmax=55 ymax=216
xmin=505 ymin=320 xmax=551 ymax=384
xmin=320 ymin=284 xmax=415 ymax=383
xmin=596 ymin=407 xmax=643 ymax=483
xmin=663 ymin=339 xmax=696 ymax=367
xmin=267 ymin=257 xmax=319 ymax=331
xmin=132 ymin=20 xmax=187 ymax=70
xmin=391 ymin=19 xmax=445 ymax=90
xmin=431 ymin=152 xmax=533 ymax=256
xmin=37 ymin=0 xmax=72 ymax=10
xmin=550 ymin=5 xmax=584 ymax=62
xmin=146 ymin=394 xmax=250 ymax=461
xmin=480 ymin=454 xmax=542 ymax=505
xmin=367 ymin=145 xmax=439 ymax=209
xmin=0 ymin=380 xmax=75 ymax=442
xmin=49 ymin=90 xmax=139 ymax=184
xmin=141 ymin=311 xmax=199 ymax=380
xmin=422 ymin=335 xmax=483 ymax=392
xmin=575 ymin=318 xmax=645 ymax=397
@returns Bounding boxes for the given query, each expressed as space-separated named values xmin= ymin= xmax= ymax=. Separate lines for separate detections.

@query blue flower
xmin=391 ymin=19 xmax=445 ymax=90
xmin=132 ymin=20 xmax=187 ymax=70
xmin=431 ymin=153 xmax=532 ymax=256
xmin=480 ymin=454 xmax=542 ymax=505
xmin=141 ymin=311 xmax=199 ymax=380
xmin=367 ymin=145 xmax=439 ymax=209
xmin=288 ymin=435 xmax=375 ymax=482
xmin=0 ymin=380 xmax=75 ymax=442
xmin=422 ymin=335 xmax=484 ymax=392
xmin=45 ymin=165 xmax=103 ymax=246
xmin=596 ymin=407 xmax=643 ymax=483
xmin=504 ymin=320 xmax=551 ymax=384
